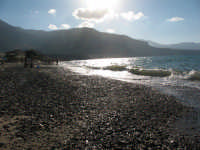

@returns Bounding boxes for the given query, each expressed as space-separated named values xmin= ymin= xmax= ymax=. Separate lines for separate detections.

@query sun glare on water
xmin=86 ymin=0 xmax=120 ymax=10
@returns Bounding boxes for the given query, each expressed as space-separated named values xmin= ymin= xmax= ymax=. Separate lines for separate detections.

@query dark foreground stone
xmin=0 ymin=64 xmax=199 ymax=149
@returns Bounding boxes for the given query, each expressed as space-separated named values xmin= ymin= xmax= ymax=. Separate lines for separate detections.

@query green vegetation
xmin=129 ymin=69 xmax=171 ymax=77
xmin=103 ymin=65 xmax=127 ymax=71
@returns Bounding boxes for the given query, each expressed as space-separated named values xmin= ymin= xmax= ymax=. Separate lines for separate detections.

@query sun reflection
xmin=84 ymin=58 xmax=130 ymax=68
xmin=61 ymin=57 xmax=148 ymax=81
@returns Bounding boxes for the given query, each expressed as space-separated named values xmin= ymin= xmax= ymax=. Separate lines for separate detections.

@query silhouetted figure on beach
xmin=24 ymin=50 xmax=35 ymax=68
xmin=24 ymin=56 xmax=28 ymax=68
xmin=30 ymin=58 xmax=33 ymax=68
xmin=56 ymin=58 xmax=58 ymax=65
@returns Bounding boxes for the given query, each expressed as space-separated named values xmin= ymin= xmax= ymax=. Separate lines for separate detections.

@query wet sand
xmin=0 ymin=63 xmax=199 ymax=149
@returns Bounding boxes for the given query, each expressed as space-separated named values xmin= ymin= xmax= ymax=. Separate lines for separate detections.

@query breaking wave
xmin=85 ymin=64 xmax=200 ymax=80
xmin=186 ymin=70 xmax=200 ymax=81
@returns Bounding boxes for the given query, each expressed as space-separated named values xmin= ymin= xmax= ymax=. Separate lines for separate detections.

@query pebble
xmin=0 ymin=64 xmax=198 ymax=149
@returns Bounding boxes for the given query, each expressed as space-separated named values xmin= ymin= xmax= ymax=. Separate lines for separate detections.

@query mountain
xmin=0 ymin=19 xmax=200 ymax=59
xmin=148 ymin=41 xmax=200 ymax=50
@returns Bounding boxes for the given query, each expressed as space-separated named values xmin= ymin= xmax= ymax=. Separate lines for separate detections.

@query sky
xmin=0 ymin=0 xmax=200 ymax=44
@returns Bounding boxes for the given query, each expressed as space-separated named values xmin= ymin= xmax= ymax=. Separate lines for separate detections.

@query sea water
xmin=61 ymin=55 xmax=200 ymax=108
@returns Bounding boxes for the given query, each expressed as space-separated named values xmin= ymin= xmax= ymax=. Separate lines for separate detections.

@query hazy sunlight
xmin=86 ymin=0 xmax=120 ymax=10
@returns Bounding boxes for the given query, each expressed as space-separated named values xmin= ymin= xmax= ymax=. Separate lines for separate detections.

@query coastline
xmin=0 ymin=63 xmax=199 ymax=149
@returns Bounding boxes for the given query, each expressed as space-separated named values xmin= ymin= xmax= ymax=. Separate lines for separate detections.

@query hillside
xmin=0 ymin=19 xmax=200 ymax=59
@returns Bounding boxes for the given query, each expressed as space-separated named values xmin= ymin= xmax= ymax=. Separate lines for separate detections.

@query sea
xmin=61 ymin=55 xmax=200 ymax=108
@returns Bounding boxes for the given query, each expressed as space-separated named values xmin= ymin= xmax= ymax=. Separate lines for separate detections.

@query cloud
xmin=78 ymin=21 xmax=95 ymax=28
xmin=73 ymin=8 xmax=145 ymax=24
xmin=48 ymin=9 xmax=56 ymax=15
xmin=48 ymin=24 xmax=58 ymax=30
xmin=73 ymin=8 xmax=117 ymax=22
xmin=167 ymin=17 xmax=184 ymax=22
xmin=106 ymin=29 xmax=115 ymax=33
xmin=60 ymin=24 xmax=71 ymax=30
xmin=120 ymin=11 xmax=144 ymax=21
xmin=48 ymin=24 xmax=71 ymax=30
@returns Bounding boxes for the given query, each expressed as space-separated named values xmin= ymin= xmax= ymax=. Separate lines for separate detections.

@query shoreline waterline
xmin=61 ymin=56 xmax=200 ymax=108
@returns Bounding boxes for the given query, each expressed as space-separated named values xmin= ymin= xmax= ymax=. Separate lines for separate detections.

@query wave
xmin=86 ymin=65 xmax=127 ymax=71
xmin=186 ymin=70 xmax=200 ymax=81
xmin=129 ymin=69 xmax=171 ymax=77
xmin=85 ymin=66 xmax=102 ymax=70
xmin=85 ymin=64 xmax=200 ymax=80
xmin=103 ymin=65 xmax=127 ymax=71
xmin=86 ymin=65 xmax=172 ymax=77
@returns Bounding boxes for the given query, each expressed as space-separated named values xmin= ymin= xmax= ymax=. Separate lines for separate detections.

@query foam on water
xmin=61 ymin=55 xmax=200 ymax=108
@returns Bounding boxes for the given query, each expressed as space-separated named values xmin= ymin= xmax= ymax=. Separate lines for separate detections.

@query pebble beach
xmin=0 ymin=63 xmax=199 ymax=149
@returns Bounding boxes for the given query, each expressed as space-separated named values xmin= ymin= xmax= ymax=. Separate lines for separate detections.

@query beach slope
xmin=0 ymin=64 xmax=199 ymax=149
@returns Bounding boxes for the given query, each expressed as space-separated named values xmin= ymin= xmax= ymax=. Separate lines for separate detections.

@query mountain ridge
xmin=0 ymin=19 xmax=200 ymax=59
xmin=148 ymin=41 xmax=200 ymax=50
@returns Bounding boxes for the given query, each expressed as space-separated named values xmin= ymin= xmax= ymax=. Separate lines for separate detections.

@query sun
xmin=86 ymin=0 xmax=119 ymax=10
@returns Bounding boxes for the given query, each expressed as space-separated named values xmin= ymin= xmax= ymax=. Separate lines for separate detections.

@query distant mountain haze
xmin=148 ymin=41 xmax=200 ymax=50
xmin=0 ymin=19 xmax=200 ymax=59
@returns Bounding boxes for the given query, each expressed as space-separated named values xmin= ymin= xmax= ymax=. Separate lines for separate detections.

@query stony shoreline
xmin=0 ymin=64 xmax=199 ymax=149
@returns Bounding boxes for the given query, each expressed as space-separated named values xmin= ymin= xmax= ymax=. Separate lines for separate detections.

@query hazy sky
xmin=0 ymin=0 xmax=199 ymax=44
